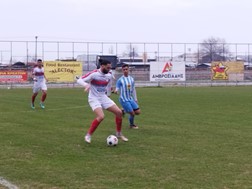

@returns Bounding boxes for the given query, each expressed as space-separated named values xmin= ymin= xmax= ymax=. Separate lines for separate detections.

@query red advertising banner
xmin=0 ymin=70 xmax=28 ymax=82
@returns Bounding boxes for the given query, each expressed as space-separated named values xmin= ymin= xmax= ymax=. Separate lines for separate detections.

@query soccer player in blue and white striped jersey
xmin=115 ymin=64 xmax=141 ymax=129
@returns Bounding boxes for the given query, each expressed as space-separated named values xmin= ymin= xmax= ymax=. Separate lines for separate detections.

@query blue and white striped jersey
xmin=116 ymin=75 xmax=137 ymax=102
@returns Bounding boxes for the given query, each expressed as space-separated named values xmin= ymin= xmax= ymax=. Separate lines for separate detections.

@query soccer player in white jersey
xmin=31 ymin=59 xmax=48 ymax=109
xmin=115 ymin=64 xmax=141 ymax=129
xmin=77 ymin=59 xmax=128 ymax=144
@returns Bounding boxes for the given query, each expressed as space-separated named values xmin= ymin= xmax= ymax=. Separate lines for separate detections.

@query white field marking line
xmin=0 ymin=105 xmax=88 ymax=114
xmin=0 ymin=177 xmax=19 ymax=189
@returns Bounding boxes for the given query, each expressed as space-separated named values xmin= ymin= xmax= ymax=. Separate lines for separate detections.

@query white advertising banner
xmin=150 ymin=61 xmax=186 ymax=81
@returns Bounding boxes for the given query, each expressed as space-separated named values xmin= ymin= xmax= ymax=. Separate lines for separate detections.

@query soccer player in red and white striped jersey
xmin=31 ymin=59 xmax=48 ymax=109
xmin=77 ymin=59 xmax=128 ymax=144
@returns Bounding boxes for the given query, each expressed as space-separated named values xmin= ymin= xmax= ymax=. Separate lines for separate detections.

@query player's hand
xmin=84 ymin=85 xmax=90 ymax=92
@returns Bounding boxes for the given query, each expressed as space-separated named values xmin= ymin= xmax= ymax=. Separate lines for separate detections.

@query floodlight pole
xmin=35 ymin=36 xmax=38 ymax=61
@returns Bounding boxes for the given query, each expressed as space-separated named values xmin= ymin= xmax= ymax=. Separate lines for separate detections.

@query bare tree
xmin=199 ymin=37 xmax=229 ymax=63
xmin=123 ymin=45 xmax=139 ymax=57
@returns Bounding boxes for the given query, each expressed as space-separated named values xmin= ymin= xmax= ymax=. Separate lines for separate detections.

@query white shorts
xmin=33 ymin=82 xmax=47 ymax=93
xmin=88 ymin=95 xmax=116 ymax=111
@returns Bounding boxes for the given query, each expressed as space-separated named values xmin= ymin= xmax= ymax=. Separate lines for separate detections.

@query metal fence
xmin=1 ymin=40 xmax=252 ymax=87
xmin=1 ymin=40 xmax=252 ymax=64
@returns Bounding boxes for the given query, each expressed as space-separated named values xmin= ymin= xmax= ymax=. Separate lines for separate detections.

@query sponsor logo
xmin=162 ymin=62 xmax=173 ymax=73
xmin=212 ymin=62 xmax=228 ymax=80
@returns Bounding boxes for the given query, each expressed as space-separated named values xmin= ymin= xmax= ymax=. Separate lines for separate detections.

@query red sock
xmin=115 ymin=117 xmax=122 ymax=132
xmin=87 ymin=119 xmax=101 ymax=135
xmin=41 ymin=93 xmax=47 ymax=102
xmin=32 ymin=94 xmax=36 ymax=104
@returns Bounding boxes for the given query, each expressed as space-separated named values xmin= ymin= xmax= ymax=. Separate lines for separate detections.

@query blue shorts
xmin=119 ymin=99 xmax=139 ymax=113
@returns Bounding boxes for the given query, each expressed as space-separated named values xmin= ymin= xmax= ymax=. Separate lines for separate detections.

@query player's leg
xmin=39 ymin=90 xmax=47 ymax=109
xmin=119 ymin=99 xmax=132 ymax=118
xmin=40 ymin=84 xmax=47 ymax=109
xmin=31 ymin=85 xmax=39 ymax=109
xmin=105 ymin=97 xmax=128 ymax=142
xmin=129 ymin=108 xmax=141 ymax=129
xmin=106 ymin=104 xmax=123 ymax=131
xmin=91 ymin=107 xmax=105 ymax=131
xmin=119 ymin=100 xmax=137 ymax=128
xmin=31 ymin=92 xmax=38 ymax=109
xmin=134 ymin=108 xmax=141 ymax=115
xmin=85 ymin=99 xmax=104 ymax=143
xmin=107 ymin=104 xmax=128 ymax=142
xmin=41 ymin=90 xmax=47 ymax=102
xmin=129 ymin=100 xmax=140 ymax=129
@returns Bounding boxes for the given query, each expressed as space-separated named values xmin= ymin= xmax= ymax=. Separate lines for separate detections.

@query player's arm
xmin=132 ymin=80 xmax=138 ymax=102
xmin=106 ymin=79 xmax=112 ymax=97
xmin=77 ymin=73 xmax=92 ymax=92
xmin=108 ymin=70 xmax=115 ymax=94
xmin=44 ymin=73 xmax=48 ymax=82
xmin=32 ymin=68 xmax=37 ymax=82
xmin=114 ymin=79 xmax=121 ymax=94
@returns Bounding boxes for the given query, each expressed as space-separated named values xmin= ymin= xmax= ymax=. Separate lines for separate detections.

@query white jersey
xmin=33 ymin=66 xmax=46 ymax=83
xmin=78 ymin=69 xmax=113 ymax=98
xmin=32 ymin=66 xmax=47 ymax=93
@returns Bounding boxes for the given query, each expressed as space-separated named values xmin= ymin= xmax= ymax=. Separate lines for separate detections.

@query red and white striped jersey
xmin=33 ymin=67 xmax=45 ymax=83
xmin=78 ymin=69 xmax=113 ymax=98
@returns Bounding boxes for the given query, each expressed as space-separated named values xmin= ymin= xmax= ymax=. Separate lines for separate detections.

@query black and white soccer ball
xmin=106 ymin=135 xmax=118 ymax=146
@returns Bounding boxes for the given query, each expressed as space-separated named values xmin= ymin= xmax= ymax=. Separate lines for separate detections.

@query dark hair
xmin=37 ymin=59 xmax=42 ymax=62
xmin=122 ymin=64 xmax=129 ymax=68
xmin=99 ymin=59 xmax=111 ymax=66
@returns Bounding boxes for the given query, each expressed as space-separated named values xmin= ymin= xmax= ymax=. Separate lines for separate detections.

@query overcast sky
xmin=1 ymin=0 xmax=252 ymax=43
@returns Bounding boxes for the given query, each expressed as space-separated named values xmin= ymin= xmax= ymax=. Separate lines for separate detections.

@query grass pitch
xmin=0 ymin=87 xmax=252 ymax=189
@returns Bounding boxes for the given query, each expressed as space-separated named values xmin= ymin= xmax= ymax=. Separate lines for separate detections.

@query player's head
xmin=122 ymin=64 xmax=129 ymax=76
xmin=99 ymin=59 xmax=111 ymax=74
xmin=37 ymin=59 xmax=43 ymax=68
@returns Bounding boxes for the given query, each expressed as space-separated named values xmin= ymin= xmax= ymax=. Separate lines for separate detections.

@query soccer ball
xmin=106 ymin=135 xmax=118 ymax=146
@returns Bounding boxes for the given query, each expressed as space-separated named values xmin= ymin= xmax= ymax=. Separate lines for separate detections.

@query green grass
xmin=0 ymin=87 xmax=252 ymax=189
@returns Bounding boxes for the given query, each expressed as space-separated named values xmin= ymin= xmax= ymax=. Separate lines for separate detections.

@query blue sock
xmin=129 ymin=115 xmax=134 ymax=125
